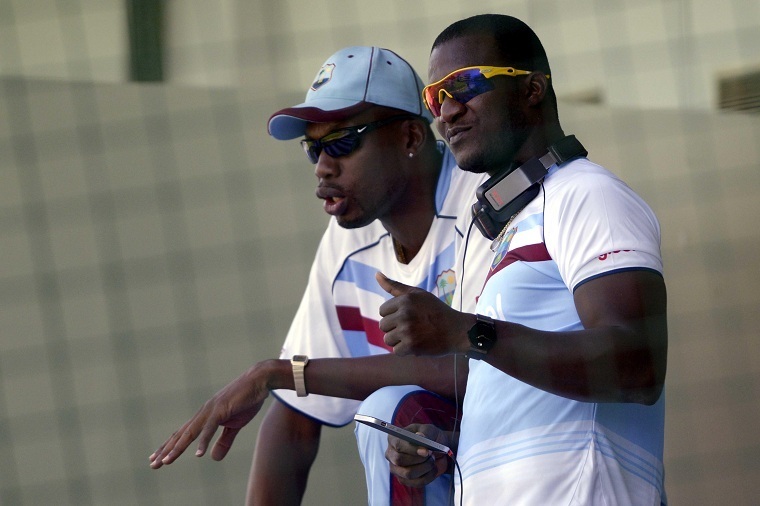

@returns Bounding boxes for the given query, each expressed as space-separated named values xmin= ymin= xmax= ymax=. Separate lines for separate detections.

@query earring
xmin=408 ymin=153 xmax=414 ymax=158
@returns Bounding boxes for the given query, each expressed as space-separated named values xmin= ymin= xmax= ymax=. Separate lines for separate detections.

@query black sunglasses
xmin=300 ymin=114 xmax=418 ymax=164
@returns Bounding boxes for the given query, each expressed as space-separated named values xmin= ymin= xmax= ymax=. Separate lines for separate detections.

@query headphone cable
xmin=446 ymin=214 xmax=479 ymax=505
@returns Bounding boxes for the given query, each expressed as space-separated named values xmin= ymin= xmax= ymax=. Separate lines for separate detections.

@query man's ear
xmin=525 ymin=72 xmax=549 ymax=106
xmin=404 ymin=118 xmax=427 ymax=155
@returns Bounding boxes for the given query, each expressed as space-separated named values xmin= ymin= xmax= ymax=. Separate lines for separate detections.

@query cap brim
xmin=267 ymin=101 xmax=377 ymax=140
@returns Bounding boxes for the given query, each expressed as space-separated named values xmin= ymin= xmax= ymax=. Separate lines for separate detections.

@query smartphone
xmin=354 ymin=414 xmax=452 ymax=455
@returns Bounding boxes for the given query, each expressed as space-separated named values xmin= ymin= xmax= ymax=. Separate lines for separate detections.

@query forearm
xmin=264 ymin=354 xmax=467 ymax=401
xmin=475 ymin=319 xmax=667 ymax=404
xmin=310 ymin=354 xmax=466 ymax=399
xmin=247 ymin=400 xmax=321 ymax=505
xmin=396 ymin=270 xmax=667 ymax=404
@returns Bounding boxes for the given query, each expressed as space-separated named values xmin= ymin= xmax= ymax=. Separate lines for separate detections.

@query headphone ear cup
xmin=471 ymin=202 xmax=503 ymax=241
xmin=472 ymin=183 xmax=541 ymax=241
xmin=470 ymin=135 xmax=587 ymax=242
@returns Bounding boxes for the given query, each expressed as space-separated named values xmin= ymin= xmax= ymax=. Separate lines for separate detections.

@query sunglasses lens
xmin=301 ymin=129 xmax=361 ymax=164
xmin=301 ymin=140 xmax=320 ymax=164
xmin=425 ymin=68 xmax=496 ymax=117
xmin=322 ymin=132 xmax=360 ymax=159
xmin=423 ymin=88 xmax=442 ymax=117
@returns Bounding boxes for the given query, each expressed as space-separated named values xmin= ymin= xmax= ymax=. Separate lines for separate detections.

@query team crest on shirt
xmin=491 ymin=227 xmax=516 ymax=269
xmin=311 ymin=63 xmax=335 ymax=91
xmin=436 ymin=269 xmax=456 ymax=306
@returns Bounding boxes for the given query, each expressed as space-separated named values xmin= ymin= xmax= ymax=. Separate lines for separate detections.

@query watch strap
xmin=291 ymin=355 xmax=309 ymax=397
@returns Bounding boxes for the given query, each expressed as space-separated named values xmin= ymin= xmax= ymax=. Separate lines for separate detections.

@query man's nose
xmin=439 ymin=94 xmax=466 ymax=123
xmin=315 ymin=152 xmax=340 ymax=180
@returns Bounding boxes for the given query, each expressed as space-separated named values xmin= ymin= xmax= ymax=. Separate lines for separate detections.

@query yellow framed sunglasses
xmin=422 ymin=66 xmax=549 ymax=117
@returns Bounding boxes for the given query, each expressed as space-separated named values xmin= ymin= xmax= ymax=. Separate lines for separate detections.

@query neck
xmin=383 ymin=149 xmax=442 ymax=264
xmin=385 ymin=202 xmax=436 ymax=264
xmin=489 ymin=125 xmax=566 ymax=177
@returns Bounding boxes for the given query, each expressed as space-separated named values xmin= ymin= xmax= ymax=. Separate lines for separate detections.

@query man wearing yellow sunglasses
xmin=149 ymin=46 xmax=489 ymax=505
xmin=380 ymin=14 xmax=668 ymax=505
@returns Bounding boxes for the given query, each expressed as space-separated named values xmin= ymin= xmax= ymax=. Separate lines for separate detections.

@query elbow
xmin=627 ymin=382 xmax=664 ymax=405
xmin=620 ymin=336 xmax=667 ymax=405
xmin=622 ymin=363 xmax=666 ymax=405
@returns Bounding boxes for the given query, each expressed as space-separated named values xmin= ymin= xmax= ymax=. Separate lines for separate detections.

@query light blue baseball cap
xmin=268 ymin=46 xmax=433 ymax=140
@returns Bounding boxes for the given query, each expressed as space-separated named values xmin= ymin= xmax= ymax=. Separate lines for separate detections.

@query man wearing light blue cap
xmin=268 ymin=46 xmax=432 ymax=139
xmin=150 ymin=46 xmax=488 ymax=505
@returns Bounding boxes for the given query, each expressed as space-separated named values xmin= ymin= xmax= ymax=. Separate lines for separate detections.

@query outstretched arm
xmin=295 ymin=353 xmax=468 ymax=401
xmin=378 ymin=269 xmax=667 ymax=404
xmin=246 ymin=400 xmax=321 ymax=505
xmin=149 ymin=354 xmax=467 ymax=468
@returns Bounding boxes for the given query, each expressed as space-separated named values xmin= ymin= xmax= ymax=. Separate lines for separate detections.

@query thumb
xmin=375 ymin=271 xmax=414 ymax=296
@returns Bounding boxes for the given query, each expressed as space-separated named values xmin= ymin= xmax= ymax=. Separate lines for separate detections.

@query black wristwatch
xmin=467 ymin=314 xmax=497 ymax=359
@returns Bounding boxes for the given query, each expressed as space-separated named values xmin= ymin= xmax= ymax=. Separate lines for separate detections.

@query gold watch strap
xmin=291 ymin=355 xmax=309 ymax=397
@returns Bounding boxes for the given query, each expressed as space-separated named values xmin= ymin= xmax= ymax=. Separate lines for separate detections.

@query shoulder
xmin=545 ymin=157 xmax=624 ymax=190
xmin=542 ymin=156 xmax=660 ymax=242
xmin=316 ymin=218 xmax=389 ymax=268
xmin=544 ymin=158 xmax=653 ymax=212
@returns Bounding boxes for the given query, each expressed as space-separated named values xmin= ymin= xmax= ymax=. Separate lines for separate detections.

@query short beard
xmin=336 ymin=214 xmax=373 ymax=229
xmin=334 ymin=199 xmax=382 ymax=230
xmin=456 ymin=148 xmax=508 ymax=176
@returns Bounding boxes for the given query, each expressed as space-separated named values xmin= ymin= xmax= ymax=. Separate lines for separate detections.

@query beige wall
xmin=3 ymin=1 xmax=760 ymax=110
xmin=2 ymin=1 xmax=760 ymax=505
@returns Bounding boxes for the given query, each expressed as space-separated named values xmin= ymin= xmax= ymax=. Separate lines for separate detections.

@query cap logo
xmin=311 ymin=63 xmax=335 ymax=91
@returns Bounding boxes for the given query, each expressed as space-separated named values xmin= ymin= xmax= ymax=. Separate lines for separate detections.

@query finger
xmin=149 ymin=429 xmax=184 ymax=469
xmin=389 ymin=455 xmax=438 ymax=486
xmin=192 ymin=420 xmax=221 ymax=459
xmin=383 ymin=330 xmax=399 ymax=349
xmin=158 ymin=428 xmax=198 ymax=465
xmin=377 ymin=304 xmax=397 ymax=328
xmin=375 ymin=271 xmax=413 ymax=296
xmin=149 ymin=438 xmax=170 ymax=463
xmin=210 ymin=426 xmax=241 ymax=461
xmin=390 ymin=338 xmax=410 ymax=356
xmin=388 ymin=458 xmax=432 ymax=480
xmin=150 ymin=442 xmax=171 ymax=467
xmin=433 ymin=451 xmax=450 ymax=477
xmin=387 ymin=437 xmax=427 ymax=464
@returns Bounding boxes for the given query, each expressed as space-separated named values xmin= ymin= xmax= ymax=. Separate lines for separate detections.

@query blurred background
xmin=1 ymin=0 xmax=759 ymax=504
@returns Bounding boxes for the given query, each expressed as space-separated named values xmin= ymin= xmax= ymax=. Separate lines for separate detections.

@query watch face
xmin=468 ymin=316 xmax=496 ymax=355
xmin=292 ymin=355 xmax=309 ymax=364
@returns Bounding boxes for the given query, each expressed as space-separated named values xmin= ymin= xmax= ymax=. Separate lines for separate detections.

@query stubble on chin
xmin=336 ymin=216 xmax=364 ymax=229
xmin=452 ymin=150 xmax=490 ymax=175
xmin=335 ymin=209 xmax=373 ymax=230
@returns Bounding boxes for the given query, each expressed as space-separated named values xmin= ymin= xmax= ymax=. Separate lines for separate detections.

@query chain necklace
xmin=392 ymin=236 xmax=407 ymax=264
xmin=490 ymin=205 xmax=527 ymax=252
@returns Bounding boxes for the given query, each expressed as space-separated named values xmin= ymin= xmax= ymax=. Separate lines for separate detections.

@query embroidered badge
xmin=436 ymin=269 xmax=457 ymax=306
xmin=311 ymin=63 xmax=335 ymax=91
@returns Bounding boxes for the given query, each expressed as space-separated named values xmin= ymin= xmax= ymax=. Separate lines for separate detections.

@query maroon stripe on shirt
xmin=484 ymin=242 xmax=552 ymax=285
xmin=336 ymin=305 xmax=391 ymax=351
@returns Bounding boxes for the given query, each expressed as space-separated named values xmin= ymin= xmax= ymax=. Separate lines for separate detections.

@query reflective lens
xmin=422 ymin=66 xmax=546 ymax=117
xmin=300 ymin=114 xmax=417 ymax=164
xmin=301 ymin=129 xmax=358 ymax=164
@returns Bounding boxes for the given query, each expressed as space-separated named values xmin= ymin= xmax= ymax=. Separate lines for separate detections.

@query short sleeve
xmin=543 ymin=162 xmax=663 ymax=291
